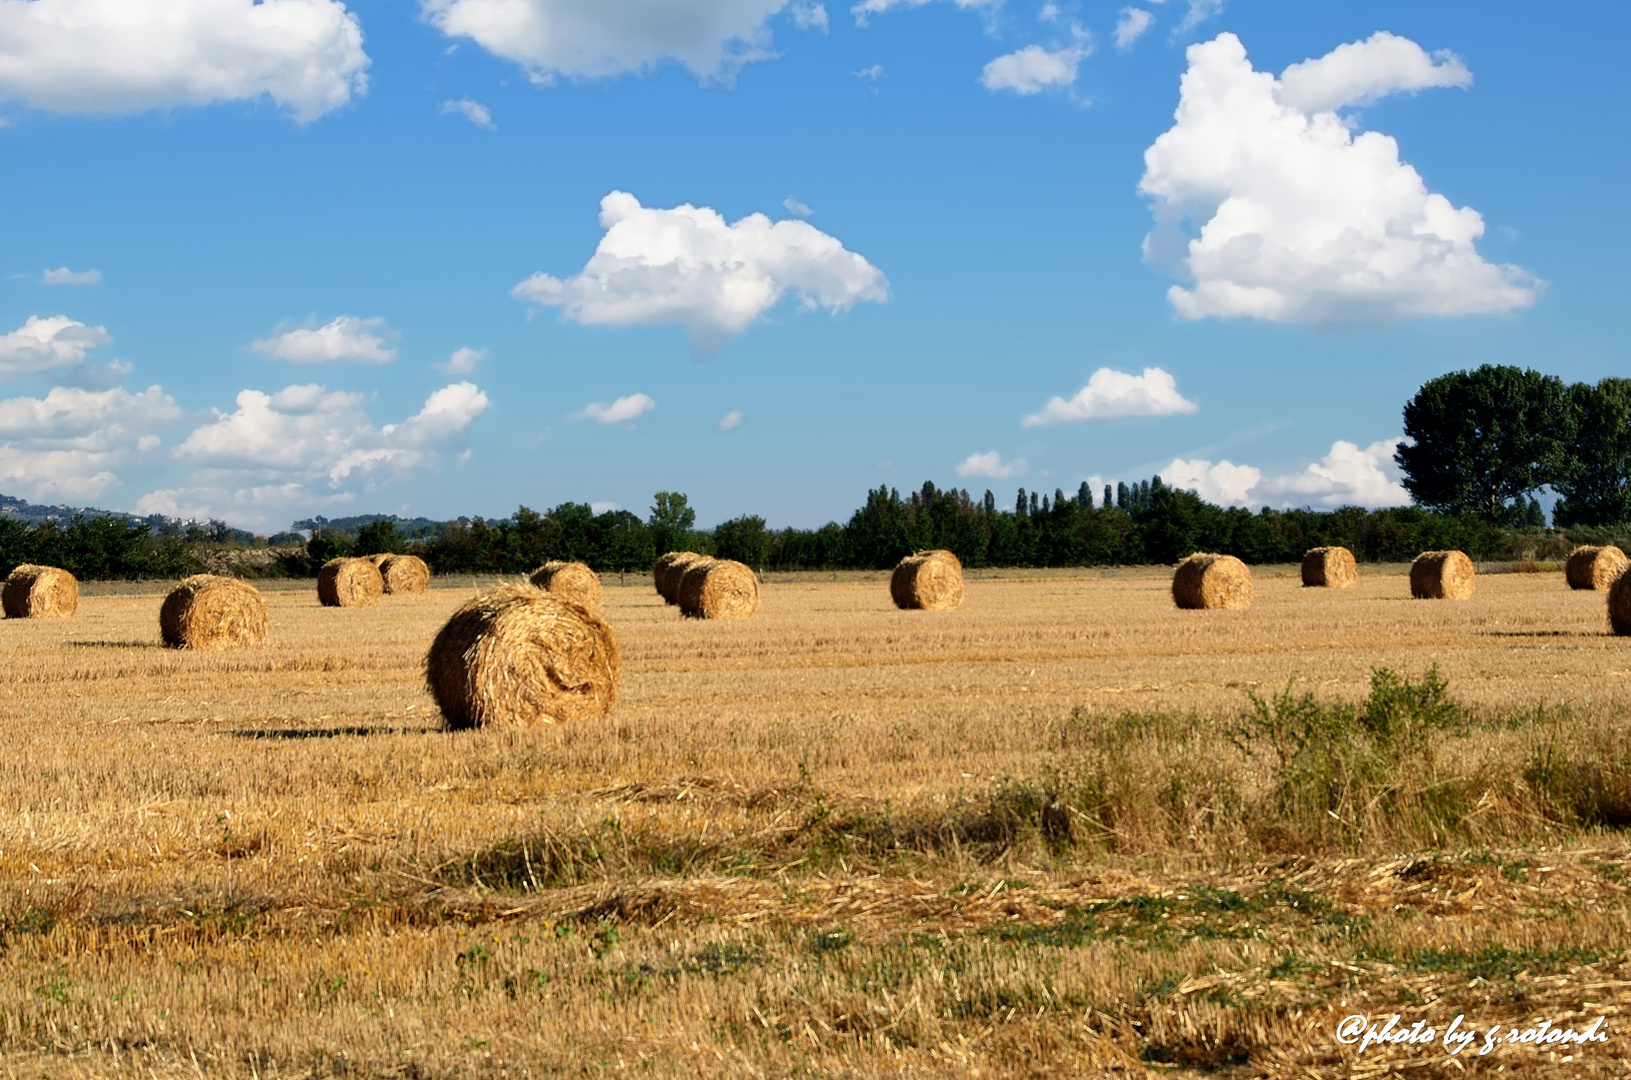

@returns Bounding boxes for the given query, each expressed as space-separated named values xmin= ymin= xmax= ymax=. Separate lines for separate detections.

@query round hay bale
xmin=1300 ymin=546 xmax=1357 ymax=588
xmin=160 ymin=575 xmax=269 ymax=650
xmin=678 ymin=558 xmax=760 ymax=619
xmin=1172 ymin=553 xmax=1253 ymax=610
xmin=2 ymin=564 xmax=78 ymax=619
xmin=529 ymin=560 xmax=603 ymax=613
xmin=890 ymin=550 xmax=964 ymax=611
xmin=1610 ymin=572 xmax=1631 ymax=636
xmin=365 ymin=552 xmax=392 ymax=566
xmin=425 ymin=585 xmax=620 ymax=730
xmin=1567 ymin=545 xmax=1629 ymax=591
xmin=379 ymin=554 xmax=430 ymax=595
xmin=1410 ymin=550 xmax=1475 ymax=600
xmin=655 ymin=551 xmax=704 ymax=604
xmin=317 ymin=557 xmax=384 ymax=607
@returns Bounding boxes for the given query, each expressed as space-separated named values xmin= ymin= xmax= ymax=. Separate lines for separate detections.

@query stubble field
xmin=4 ymin=567 xmax=1631 ymax=1078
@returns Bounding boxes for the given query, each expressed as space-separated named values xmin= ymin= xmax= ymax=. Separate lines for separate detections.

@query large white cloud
xmin=0 ymin=315 xmax=112 ymax=380
xmin=1139 ymin=32 xmax=1538 ymax=325
xmin=0 ymin=384 xmax=180 ymax=501
xmin=1160 ymin=437 xmax=1410 ymax=509
xmin=424 ymin=0 xmax=810 ymax=85
xmin=139 ymin=381 xmax=489 ymax=528
xmin=249 ymin=316 xmax=398 ymax=364
xmin=512 ymin=191 xmax=889 ymax=352
xmin=0 ymin=0 xmax=368 ymax=123
xmin=1023 ymin=366 xmax=1197 ymax=427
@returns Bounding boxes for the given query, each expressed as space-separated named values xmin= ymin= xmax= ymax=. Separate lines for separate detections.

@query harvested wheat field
xmin=6 ymin=567 xmax=1631 ymax=1078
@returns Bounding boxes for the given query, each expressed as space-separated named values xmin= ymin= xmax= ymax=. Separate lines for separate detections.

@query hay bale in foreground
xmin=1567 ymin=545 xmax=1629 ymax=591
xmin=890 ymin=550 xmax=964 ymax=611
xmin=1611 ymin=572 xmax=1631 ymax=636
xmin=2 ymin=564 xmax=78 ymax=618
xmin=1410 ymin=550 xmax=1475 ymax=600
xmin=317 ymin=557 xmax=384 ymax=607
xmin=678 ymin=559 xmax=759 ymax=619
xmin=530 ymin=560 xmax=602 ymax=613
xmin=1301 ymin=546 xmax=1357 ymax=588
xmin=160 ymin=575 xmax=268 ymax=650
xmin=366 ymin=552 xmax=392 ymax=567
xmin=1172 ymin=553 xmax=1253 ymax=610
xmin=380 ymin=554 xmax=430 ymax=595
xmin=655 ymin=551 xmax=704 ymax=604
xmin=425 ymin=585 xmax=620 ymax=730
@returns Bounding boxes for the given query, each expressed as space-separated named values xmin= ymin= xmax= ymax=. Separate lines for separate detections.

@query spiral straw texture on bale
xmin=1300 ymin=546 xmax=1357 ymax=588
xmin=1410 ymin=551 xmax=1475 ymax=600
xmin=1567 ymin=545 xmax=1629 ymax=591
xmin=379 ymin=554 xmax=430 ymax=595
xmin=2 ymin=564 xmax=78 ymax=618
xmin=160 ymin=575 xmax=269 ymax=650
xmin=425 ymin=585 xmax=621 ymax=730
xmin=317 ymin=557 xmax=384 ymax=607
xmin=1611 ymin=572 xmax=1631 ymax=636
xmin=654 ymin=551 xmax=704 ymax=604
xmin=530 ymin=560 xmax=603 ymax=613
xmin=890 ymin=550 xmax=964 ymax=611
xmin=678 ymin=558 xmax=760 ymax=620
xmin=1172 ymin=553 xmax=1253 ymax=610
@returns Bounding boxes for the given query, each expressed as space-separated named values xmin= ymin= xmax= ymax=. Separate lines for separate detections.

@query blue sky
xmin=0 ymin=0 xmax=1624 ymax=531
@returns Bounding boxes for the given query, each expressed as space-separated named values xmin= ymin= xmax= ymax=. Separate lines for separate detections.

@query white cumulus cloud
xmin=1277 ymin=30 xmax=1470 ymax=114
xmin=1160 ymin=437 xmax=1411 ymax=509
xmin=1022 ymin=366 xmax=1197 ymax=426
xmin=438 ymin=346 xmax=486 ymax=375
xmin=1113 ymin=8 xmax=1153 ymax=51
xmin=1139 ymin=32 xmax=1539 ymax=325
xmin=980 ymin=39 xmax=1090 ymax=95
xmin=423 ymin=0 xmax=790 ymax=85
xmin=783 ymin=195 xmax=813 ymax=218
xmin=576 ymin=392 xmax=656 ymax=425
xmin=42 ymin=267 xmax=101 ymax=286
xmin=956 ymin=450 xmax=1027 ymax=479
xmin=1161 ymin=457 xmax=1261 ymax=507
xmin=0 ymin=315 xmax=112 ymax=380
xmin=512 ymin=190 xmax=889 ymax=352
xmin=0 ymin=384 xmax=180 ymax=501
xmin=789 ymin=1 xmax=828 ymax=31
xmin=0 ymin=0 xmax=368 ymax=123
xmin=249 ymin=316 xmax=399 ymax=364
xmin=717 ymin=407 xmax=745 ymax=432
xmin=440 ymin=96 xmax=495 ymax=128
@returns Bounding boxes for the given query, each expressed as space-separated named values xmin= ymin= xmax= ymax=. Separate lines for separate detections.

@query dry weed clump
xmin=1172 ymin=553 xmax=1252 ymax=610
xmin=1 ymin=563 xmax=78 ymax=618
xmin=158 ymin=574 xmax=269 ymax=650
xmin=1567 ymin=544 xmax=1629 ymax=590
xmin=890 ymin=549 xmax=964 ymax=610
xmin=379 ymin=554 xmax=430 ymax=595
xmin=678 ymin=558 xmax=759 ymax=619
xmin=530 ymin=560 xmax=603 ymax=613
xmin=317 ymin=556 xmax=384 ymax=607
xmin=425 ymin=584 xmax=620 ymax=729
xmin=1411 ymin=550 xmax=1475 ymax=599
xmin=1299 ymin=546 xmax=1356 ymax=588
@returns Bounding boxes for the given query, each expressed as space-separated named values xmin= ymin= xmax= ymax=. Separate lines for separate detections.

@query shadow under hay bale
xmin=424 ymin=585 xmax=620 ymax=730
xmin=317 ymin=557 xmax=384 ymax=607
xmin=890 ymin=550 xmax=964 ymax=611
xmin=1300 ymin=546 xmax=1356 ymax=588
xmin=654 ymin=551 xmax=704 ymax=604
xmin=1411 ymin=550 xmax=1475 ymax=600
xmin=530 ymin=560 xmax=603 ymax=613
xmin=379 ymin=554 xmax=430 ymax=595
xmin=2 ymin=564 xmax=78 ymax=619
xmin=678 ymin=558 xmax=759 ymax=619
xmin=1567 ymin=545 xmax=1629 ymax=591
xmin=1172 ymin=553 xmax=1253 ymax=610
xmin=160 ymin=575 xmax=269 ymax=650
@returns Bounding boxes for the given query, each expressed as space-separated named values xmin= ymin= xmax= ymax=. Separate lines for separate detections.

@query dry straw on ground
xmin=530 ymin=560 xmax=603 ymax=613
xmin=158 ymin=574 xmax=269 ymax=649
xmin=1411 ymin=550 xmax=1476 ymax=599
xmin=678 ymin=558 xmax=760 ymax=619
xmin=890 ymin=550 xmax=965 ymax=610
xmin=1 ymin=563 xmax=78 ymax=618
xmin=654 ymin=551 xmax=704 ymax=603
xmin=318 ymin=557 xmax=385 ymax=607
xmin=379 ymin=554 xmax=430 ymax=596
xmin=424 ymin=584 xmax=620 ymax=729
xmin=1300 ymin=546 xmax=1356 ymax=588
xmin=1566 ymin=545 xmax=1629 ymax=591
xmin=1172 ymin=552 xmax=1253 ymax=610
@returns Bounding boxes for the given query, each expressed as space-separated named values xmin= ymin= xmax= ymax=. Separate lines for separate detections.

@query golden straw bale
xmin=1172 ymin=553 xmax=1253 ymax=610
xmin=1300 ymin=546 xmax=1357 ymax=588
xmin=2 ymin=564 xmax=78 ymax=618
xmin=317 ymin=557 xmax=384 ymax=607
xmin=1410 ymin=550 xmax=1476 ymax=599
xmin=678 ymin=558 xmax=760 ymax=620
xmin=655 ymin=551 xmax=704 ymax=604
xmin=379 ymin=554 xmax=430 ymax=595
xmin=160 ymin=575 xmax=269 ymax=650
xmin=425 ymin=585 xmax=620 ymax=730
xmin=530 ymin=560 xmax=603 ymax=613
xmin=1611 ymin=572 xmax=1631 ymax=636
xmin=1566 ymin=545 xmax=1629 ymax=591
xmin=890 ymin=550 xmax=964 ymax=611
xmin=365 ymin=552 xmax=392 ymax=567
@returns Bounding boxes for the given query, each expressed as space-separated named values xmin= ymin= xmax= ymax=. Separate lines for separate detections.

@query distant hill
xmin=0 ymin=493 xmax=147 ymax=527
xmin=290 ymin=513 xmax=459 ymax=541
